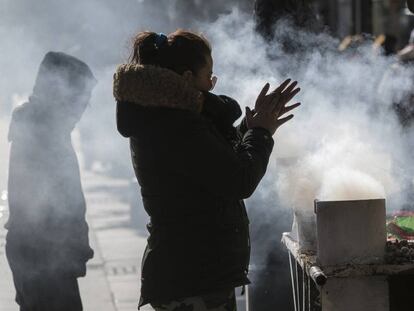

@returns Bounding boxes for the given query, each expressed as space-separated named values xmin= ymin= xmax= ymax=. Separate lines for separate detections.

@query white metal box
xmin=315 ymin=199 xmax=386 ymax=266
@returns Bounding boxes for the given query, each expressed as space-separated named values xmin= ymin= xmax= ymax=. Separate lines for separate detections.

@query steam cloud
xmin=0 ymin=0 xmax=412 ymax=245
xmin=0 ymin=0 xmax=253 ymax=186
xmin=0 ymin=0 xmax=412 ymax=253
xmin=202 ymin=9 xmax=414 ymax=212
xmin=1 ymin=2 xmax=413 ymax=309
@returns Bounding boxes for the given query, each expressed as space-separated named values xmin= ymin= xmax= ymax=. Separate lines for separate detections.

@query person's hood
xmin=114 ymin=64 xmax=242 ymax=138
xmin=113 ymin=64 xmax=203 ymax=113
xmin=9 ymin=52 xmax=97 ymax=143
xmin=10 ymin=51 xmax=97 ymax=143
xmin=33 ymin=51 xmax=96 ymax=105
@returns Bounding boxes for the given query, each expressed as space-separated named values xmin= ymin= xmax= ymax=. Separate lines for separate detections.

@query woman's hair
xmin=129 ymin=29 xmax=211 ymax=75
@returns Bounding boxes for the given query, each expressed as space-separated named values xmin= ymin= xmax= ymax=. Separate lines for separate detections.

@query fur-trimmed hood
xmin=113 ymin=64 xmax=203 ymax=112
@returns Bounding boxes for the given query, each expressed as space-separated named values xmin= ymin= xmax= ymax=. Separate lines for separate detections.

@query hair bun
xmin=154 ymin=33 xmax=168 ymax=50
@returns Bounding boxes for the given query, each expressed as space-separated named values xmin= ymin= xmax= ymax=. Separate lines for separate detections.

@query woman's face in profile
xmin=193 ymin=54 xmax=216 ymax=92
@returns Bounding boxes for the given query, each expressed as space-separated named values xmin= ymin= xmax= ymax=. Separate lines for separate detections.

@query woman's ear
xmin=182 ymin=70 xmax=193 ymax=81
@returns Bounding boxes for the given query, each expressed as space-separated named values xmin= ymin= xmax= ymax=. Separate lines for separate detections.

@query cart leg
xmin=309 ymin=278 xmax=321 ymax=311
xmin=303 ymin=269 xmax=307 ymax=311
xmin=289 ymin=252 xmax=298 ymax=311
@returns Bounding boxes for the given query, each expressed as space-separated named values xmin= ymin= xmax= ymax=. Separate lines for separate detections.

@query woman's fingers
xmin=273 ymin=87 xmax=301 ymax=115
xmin=281 ymin=86 xmax=301 ymax=104
xmin=259 ymin=83 xmax=270 ymax=99
xmin=276 ymin=114 xmax=295 ymax=128
xmin=248 ymin=79 xmax=301 ymax=134
xmin=255 ymin=79 xmax=300 ymax=118
xmin=245 ymin=106 xmax=254 ymax=128
xmin=271 ymin=78 xmax=292 ymax=94
xmin=255 ymin=83 xmax=270 ymax=111
xmin=259 ymin=79 xmax=294 ymax=113
xmin=279 ymin=80 xmax=298 ymax=95
xmin=280 ymin=102 xmax=301 ymax=116
xmin=268 ymin=80 xmax=298 ymax=106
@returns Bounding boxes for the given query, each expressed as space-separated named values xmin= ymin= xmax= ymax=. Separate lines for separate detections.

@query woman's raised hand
xmin=246 ymin=79 xmax=301 ymax=135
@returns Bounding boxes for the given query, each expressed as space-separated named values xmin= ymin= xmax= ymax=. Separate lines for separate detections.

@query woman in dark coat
xmin=114 ymin=30 xmax=300 ymax=310
xmin=6 ymin=51 xmax=96 ymax=311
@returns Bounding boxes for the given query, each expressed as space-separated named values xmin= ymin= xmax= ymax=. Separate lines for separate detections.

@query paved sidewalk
xmin=80 ymin=171 xmax=153 ymax=311
xmin=0 ymin=170 xmax=153 ymax=311
xmin=0 ymin=216 xmax=16 ymax=311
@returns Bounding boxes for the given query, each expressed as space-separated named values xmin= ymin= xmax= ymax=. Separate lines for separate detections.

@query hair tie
xmin=155 ymin=33 xmax=168 ymax=49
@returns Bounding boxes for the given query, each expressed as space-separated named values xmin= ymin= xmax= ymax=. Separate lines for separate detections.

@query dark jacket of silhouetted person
xmin=5 ymin=51 xmax=96 ymax=311
xmin=254 ymin=0 xmax=317 ymax=38
xmin=114 ymin=64 xmax=274 ymax=307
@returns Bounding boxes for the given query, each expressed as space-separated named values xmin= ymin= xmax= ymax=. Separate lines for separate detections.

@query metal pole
xmin=308 ymin=276 xmax=311 ymax=311
xmin=295 ymin=260 xmax=300 ymax=310
xmin=245 ymin=285 xmax=250 ymax=311
xmin=303 ymin=268 xmax=306 ymax=311
xmin=289 ymin=252 xmax=298 ymax=311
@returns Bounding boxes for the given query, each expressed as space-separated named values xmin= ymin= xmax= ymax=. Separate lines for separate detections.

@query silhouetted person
xmin=383 ymin=34 xmax=398 ymax=56
xmin=5 ymin=51 xmax=96 ymax=311
xmin=115 ymin=30 xmax=301 ymax=310
xmin=254 ymin=0 xmax=318 ymax=40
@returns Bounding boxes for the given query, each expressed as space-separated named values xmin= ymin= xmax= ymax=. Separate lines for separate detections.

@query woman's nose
xmin=210 ymin=76 xmax=218 ymax=91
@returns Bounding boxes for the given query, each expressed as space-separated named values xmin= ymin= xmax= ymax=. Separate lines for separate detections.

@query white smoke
xmin=1 ymin=1 xmax=412 ymax=237
xmin=1 ymin=2 xmax=412 ymax=309
xmin=0 ymin=0 xmax=254 ymax=184
xmin=202 ymin=9 xmax=414 ymax=212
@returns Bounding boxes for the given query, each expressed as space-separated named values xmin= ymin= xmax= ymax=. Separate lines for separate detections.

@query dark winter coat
xmin=5 ymin=52 xmax=95 ymax=278
xmin=114 ymin=64 xmax=274 ymax=307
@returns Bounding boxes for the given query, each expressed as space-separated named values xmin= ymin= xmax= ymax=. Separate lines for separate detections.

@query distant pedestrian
xmin=114 ymin=30 xmax=301 ymax=310
xmin=254 ymin=0 xmax=318 ymax=39
xmin=5 ymin=51 xmax=96 ymax=311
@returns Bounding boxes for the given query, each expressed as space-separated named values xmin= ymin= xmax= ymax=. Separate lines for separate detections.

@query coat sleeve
xmin=168 ymin=116 xmax=274 ymax=199
xmin=117 ymin=101 xmax=133 ymax=137
xmin=236 ymin=116 xmax=249 ymax=141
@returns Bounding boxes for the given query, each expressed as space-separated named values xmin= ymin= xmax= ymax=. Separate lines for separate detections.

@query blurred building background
xmin=316 ymin=0 xmax=414 ymax=48
xmin=252 ymin=0 xmax=414 ymax=47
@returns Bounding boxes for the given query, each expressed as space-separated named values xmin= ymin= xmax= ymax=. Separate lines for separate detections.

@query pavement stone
xmin=0 ymin=207 xmax=18 ymax=311
xmin=0 ymin=169 xmax=152 ymax=311
xmin=80 ymin=171 xmax=151 ymax=311
xmin=0 ymin=117 xmax=18 ymax=311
